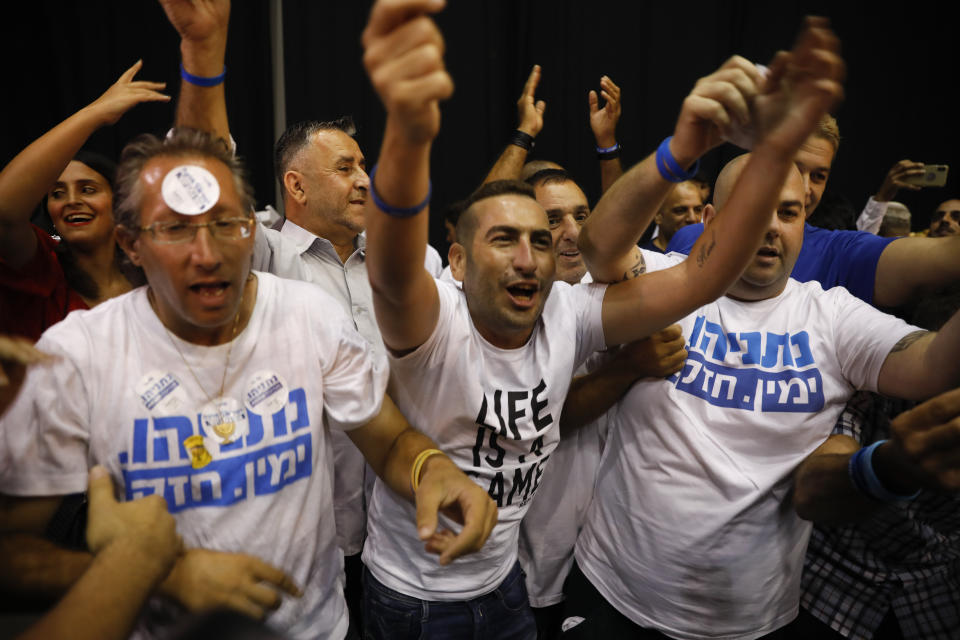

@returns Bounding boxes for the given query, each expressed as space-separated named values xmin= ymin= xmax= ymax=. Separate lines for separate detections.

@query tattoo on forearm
xmin=696 ymin=231 xmax=717 ymax=268
xmin=890 ymin=330 xmax=929 ymax=353
xmin=621 ymin=251 xmax=646 ymax=281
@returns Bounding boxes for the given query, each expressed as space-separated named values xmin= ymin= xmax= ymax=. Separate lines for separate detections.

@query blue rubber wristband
xmin=849 ymin=440 xmax=921 ymax=502
xmin=596 ymin=142 xmax=620 ymax=153
xmin=655 ymin=136 xmax=700 ymax=183
xmin=368 ymin=164 xmax=431 ymax=218
xmin=180 ymin=63 xmax=227 ymax=87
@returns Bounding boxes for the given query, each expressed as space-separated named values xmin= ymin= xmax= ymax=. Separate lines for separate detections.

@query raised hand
xmin=85 ymin=60 xmax=170 ymax=126
xmin=517 ymin=64 xmax=546 ymax=137
xmin=589 ymin=75 xmax=622 ymax=148
xmin=158 ymin=0 xmax=230 ymax=44
xmin=670 ymin=56 xmax=763 ymax=165
xmin=876 ymin=159 xmax=925 ymax=201
xmin=161 ymin=548 xmax=301 ymax=620
xmin=751 ymin=17 xmax=845 ymax=153
xmin=362 ymin=0 xmax=454 ymax=146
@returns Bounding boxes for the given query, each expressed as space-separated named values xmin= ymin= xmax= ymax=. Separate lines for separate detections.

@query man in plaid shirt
xmin=795 ymin=389 xmax=960 ymax=639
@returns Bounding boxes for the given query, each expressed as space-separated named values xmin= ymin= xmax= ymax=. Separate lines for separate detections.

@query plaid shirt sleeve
xmin=801 ymin=391 xmax=960 ymax=640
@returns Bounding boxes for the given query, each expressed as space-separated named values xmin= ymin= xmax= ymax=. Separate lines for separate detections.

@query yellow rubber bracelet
xmin=411 ymin=448 xmax=445 ymax=493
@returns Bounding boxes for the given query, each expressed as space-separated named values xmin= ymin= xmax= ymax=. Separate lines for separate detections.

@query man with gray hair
xmin=0 ymin=126 xmax=495 ymax=640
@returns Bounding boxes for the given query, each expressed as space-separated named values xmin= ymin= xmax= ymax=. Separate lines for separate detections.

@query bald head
xmin=712 ymin=154 xmax=804 ymax=213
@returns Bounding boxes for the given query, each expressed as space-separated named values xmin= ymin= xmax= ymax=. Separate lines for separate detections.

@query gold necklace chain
xmin=149 ymin=282 xmax=246 ymax=405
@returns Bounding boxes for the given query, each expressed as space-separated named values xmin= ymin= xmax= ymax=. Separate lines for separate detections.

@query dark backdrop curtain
xmin=3 ymin=1 xmax=957 ymax=255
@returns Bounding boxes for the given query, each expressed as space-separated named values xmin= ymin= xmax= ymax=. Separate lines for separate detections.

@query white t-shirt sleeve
xmin=640 ymin=248 xmax=685 ymax=273
xmin=0 ymin=332 xmax=92 ymax=496
xmin=317 ymin=318 xmax=389 ymax=432
xmin=424 ymin=244 xmax=444 ymax=278
xmin=829 ymin=287 xmax=921 ymax=391
xmin=389 ymin=279 xmax=459 ymax=370
xmin=568 ymin=282 xmax=608 ymax=369
xmin=856 ymin=196 xmax=888 ymax=234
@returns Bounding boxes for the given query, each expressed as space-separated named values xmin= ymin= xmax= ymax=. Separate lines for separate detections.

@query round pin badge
xmin=243 ymin=370 xmax=289 ymax=416
xmin=161 ymin=164 xmax=220 ymax=215
xmin=199 ymin=396 xmax=250 ymax=446
xmin=135 ymin=370 xmax=188 ymax=414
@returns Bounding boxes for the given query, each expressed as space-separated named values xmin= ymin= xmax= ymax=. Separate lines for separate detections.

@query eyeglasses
xmin=139 ymin=217 xmax=255 ymax=244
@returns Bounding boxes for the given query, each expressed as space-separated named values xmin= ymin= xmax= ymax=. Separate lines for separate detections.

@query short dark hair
xmin=114 ymin=128 xmax=255 ymax=232
xmin=455 ymin=180 xmax=537 ymax=249
xmin=273 ymin=116 xmax=357 ymax=187
xmin=525 ymin=168 xmax=572 ymax=189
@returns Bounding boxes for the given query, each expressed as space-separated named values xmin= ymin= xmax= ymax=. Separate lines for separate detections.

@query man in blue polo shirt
xmin=667 ymin=116 xmax=960 ymax=308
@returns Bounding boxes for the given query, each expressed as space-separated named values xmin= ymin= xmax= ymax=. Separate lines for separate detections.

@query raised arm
xmin=482 ymin=65 xmax=546 ymax=184
xmin=589 ymin=75 xmax=624 ymax=194
xmin=159 ymin=0 xmax=232 ymax=143
xmin=596 ymin=18 xmax=846 ymax=346
xmin=855 ymin=159 xmax=924 ymax=233
xmin=0 ymin=62 xmax=168 ymax=267
xmin=361 ymin=0 xmax=453 ymax=352
xmin=579 ymin=55 xmax=764 ymax=283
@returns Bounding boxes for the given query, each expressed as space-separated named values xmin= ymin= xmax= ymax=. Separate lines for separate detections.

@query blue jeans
xmin=362 ymin=561 xmax=537 ymax=640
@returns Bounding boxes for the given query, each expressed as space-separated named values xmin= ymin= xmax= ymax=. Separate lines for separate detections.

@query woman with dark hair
xmin=0 ymin=60 xmax=169 ymax=340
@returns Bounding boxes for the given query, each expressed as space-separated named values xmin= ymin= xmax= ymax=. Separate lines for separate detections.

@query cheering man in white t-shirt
xmin=357 ymin=2 xmax=845 ymax=638
xmin=566 ymin=150 xmax=960 ymax=637
xmin=0 ymin=128 xmax=496 ymax=640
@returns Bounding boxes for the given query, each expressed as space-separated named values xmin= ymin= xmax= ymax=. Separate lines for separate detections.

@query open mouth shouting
xmin=505 ymin=281 xmax=540 ymax=309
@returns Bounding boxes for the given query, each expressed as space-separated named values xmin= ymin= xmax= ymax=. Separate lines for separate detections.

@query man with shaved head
xmin=564 ymin=148 xmax=960 ymax=638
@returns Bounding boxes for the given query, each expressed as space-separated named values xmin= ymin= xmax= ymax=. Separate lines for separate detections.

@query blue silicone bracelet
xmin=655 ymin=136 xmax=700 ymax=183
xmin=849 ymin=440 xmax=921 ymax=502
xmin=368 ymin=164 xmax=431 ymax=218
xmin=180 ymin=63 xmax=227 ymax=87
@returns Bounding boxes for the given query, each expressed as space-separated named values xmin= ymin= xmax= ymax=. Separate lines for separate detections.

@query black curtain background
xmin=3 ymin=1 xmax=957 ymax=256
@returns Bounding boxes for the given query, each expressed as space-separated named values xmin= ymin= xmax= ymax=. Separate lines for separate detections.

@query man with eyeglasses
xmin=0 ymin=127 xmax=496 ymax=640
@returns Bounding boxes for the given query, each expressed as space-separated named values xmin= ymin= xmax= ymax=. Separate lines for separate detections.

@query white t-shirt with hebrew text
xmin=575 ymin=278 xmax=917 ymax=640
xmin=0 ymin=272 xmax=388 ymax=640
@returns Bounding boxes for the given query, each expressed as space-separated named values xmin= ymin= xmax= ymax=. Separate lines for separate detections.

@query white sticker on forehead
xmin=161 ymin=165 xmax=220 ymax=215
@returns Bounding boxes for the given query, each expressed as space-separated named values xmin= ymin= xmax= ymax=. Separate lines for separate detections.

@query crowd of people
xmin=0 ymin=1 xmax=957 ymax=640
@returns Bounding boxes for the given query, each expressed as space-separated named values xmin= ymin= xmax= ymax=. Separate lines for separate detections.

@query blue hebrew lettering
xmin=739 ymin=332 xmax=762 ymax=365
xmin=790 ymin=331 xmax=815 ymax=367
xmin=688 ymin=315 xmax=705 ymax=349
xmin=122 ymin=433 xmax=313 ymax=513
xmin=700 ymin=321 xmax=727 ymax=360
xmin=152 ymin=416 xmax=193 ymax=461
xmin=759 ymin=369 xmax=824 ymax=412
xmin=674 ymin=351 xmax=759 ymax=410
xmin=761 ymin=332 xmax=794 ymax=367
xmin=288 ymin=388 xmax=310 ymax=431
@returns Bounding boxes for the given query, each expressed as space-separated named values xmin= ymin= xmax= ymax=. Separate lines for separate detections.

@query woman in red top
xmin=0 ymin=61 xmax=169 ymax=340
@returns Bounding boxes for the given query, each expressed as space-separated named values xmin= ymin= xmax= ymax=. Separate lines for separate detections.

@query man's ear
xmin=283 ymin=170 xmax=307 ymax=204
xmin=448 ymin=243 xmax=466 ymax=283
xmin=115 ymin=226 xmax=142 ymax=267
xmin=701 ymin=203 xmax=717 ymax=228
xmin=653 ymin=210 xmax=664 ymax=227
